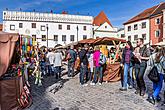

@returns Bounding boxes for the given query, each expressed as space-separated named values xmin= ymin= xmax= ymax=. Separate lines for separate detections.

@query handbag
xmin=18 ymin=84 xmax=32 ymax=109
xmin=148 ymin=56 xmax=160 ymax=83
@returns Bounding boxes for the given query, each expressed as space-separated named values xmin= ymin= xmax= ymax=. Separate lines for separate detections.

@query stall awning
xmin=0 ymin=31 xmax=19 ymax=77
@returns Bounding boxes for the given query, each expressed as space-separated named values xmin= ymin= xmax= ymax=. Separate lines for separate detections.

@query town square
xmin=0 ymin=0 xmax=165 ymax=110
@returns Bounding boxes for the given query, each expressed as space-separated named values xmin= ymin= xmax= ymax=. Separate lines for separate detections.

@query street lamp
xmin=92 ymin=27 xmax=95 ymax=38
xmin=46 ymin=24 xmax=49 ymax=48
xmin=76 ymin=26 xmax=79 ymax=42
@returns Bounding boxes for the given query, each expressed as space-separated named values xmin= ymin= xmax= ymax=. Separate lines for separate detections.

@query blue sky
xmin=0 ymin=0 xmax=164 ymax=27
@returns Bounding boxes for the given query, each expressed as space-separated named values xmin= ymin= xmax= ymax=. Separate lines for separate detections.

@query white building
xmin=124 ymin=19 xmax=150 ymax=46
xmin=93 ymin=11 xmax=118 ymax=38
xmin=117 ymin=28 xmax=125 ymax=38
xmin=3 ymin=11 xmax=93 ymax=47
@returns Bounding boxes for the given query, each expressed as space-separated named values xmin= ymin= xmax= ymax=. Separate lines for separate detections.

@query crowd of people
xmin=21 ymin=38 xmax=165 ymax=106
xmin=119 ymin=38 xmax=165 ymax=105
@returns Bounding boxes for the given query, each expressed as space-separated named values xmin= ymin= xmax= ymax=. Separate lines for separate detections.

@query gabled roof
xmin=93 ymin=11 xmax=113 ymax=27
xmin=124 ymin=2 xmax=165 ymax=25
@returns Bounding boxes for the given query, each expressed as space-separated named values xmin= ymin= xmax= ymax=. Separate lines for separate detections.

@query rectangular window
xmin=67 ymin=25 xmax=70 ymax=30
xmin=142 ymin=22 xmax=146 ymax=28
xmin=54 ymin=35 xmax=58 ymax=41
xmin=32 ymin=23 xmax=36 ymax=28
xmin=155 ymin=30 xmax=160 ymax=37
xmin=128 ymin=26 xmax=131 ymax=31
xmin=41 ymin=25 xmax=45 ymax=31
xmin=142 ymin=34 xmax=146 ymax=40
xmin=42 ymin=35 xmax=46 ymax=41
xmin=121 ymin=34 xmax=125 ymax=38
xmin=59 ymin=25 xmax=62 ymax=30
xmin=155 ymin=18 xmax=160 ymax=25
xmin=10 ymin=25 xmax=15 ymax=30
xmin=134 ymin=24 xmax=138 ymax=30
xmin=83 ymin=26 xmax=86 ymax=31
xmin=83 ymin=35 xmax=87 ymax=39
xmin=70 ymin=35 xmax=74 ymax=41
xmin=32 ymin=35 xmax=36 ymax=41
xmin=128 ymin=36 xmax=131 ymax=41
xmin=134 ymin=35 xmax=138 ymax=41
xmin=62 ymin=35 xmax=66 ymax=41
xmin=19 ymin=23 xmax=23 ymax=28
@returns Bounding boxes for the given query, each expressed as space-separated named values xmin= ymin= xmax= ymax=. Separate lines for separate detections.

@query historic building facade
xmin=3 ymin=11 xmax=93 ymax=47
xmin=124 ymin=2 xmax=165 ymax=46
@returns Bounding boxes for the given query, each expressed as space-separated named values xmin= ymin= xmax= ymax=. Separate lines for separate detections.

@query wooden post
xmin=112 ymin=41 xmax=121 ymax=63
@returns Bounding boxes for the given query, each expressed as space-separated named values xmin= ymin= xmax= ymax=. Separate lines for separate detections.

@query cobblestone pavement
xmin=26 ymin=66 xmax=165 ymax=110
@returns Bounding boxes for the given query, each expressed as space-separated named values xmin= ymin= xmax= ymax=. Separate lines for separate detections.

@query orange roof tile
xmin=93 ymin=11 xmax=113 ymax=27
xmin=124 ymin=2 xmax=165 ymax=25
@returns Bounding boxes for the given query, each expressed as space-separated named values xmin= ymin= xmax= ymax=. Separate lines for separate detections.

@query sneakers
xmin=80 ymin=83 xmax=88 ymax=87
xmin=128 ymin=86 xmax=133 ymax=89
xmin=90 ymin=83 xmax=96 ymax=86
xmin=147 ymin=96 xmax=155 ymax=105
xmin=119 ymin=87 xmax=127 ymax=91
xmin=140 ymin=90 xmax=145 ymax=96
xmin=135 ymin=90 xmax=140 ymax=94
xmin=98 ymin=83 xmax=102 ymax=85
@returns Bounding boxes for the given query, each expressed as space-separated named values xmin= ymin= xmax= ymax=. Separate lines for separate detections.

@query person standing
xmin=120 ymin=41 xmax=134 ymax=91
xmin=87 ymin=47 xmax=94 ymax=84
xmin=79 ymin=45 xmax=89 ymax=86
xmin=67 ymin=45 xmax=77 ymax=77
xmin=134 ymin=38 xmax=150 ymax=96
xmin=54 ymin=49 xmax=63 ymax=79
xmin=92 ymin=46 xmax=103 ymax=85
xmin=146 ymin=47 xmax=165 ymax=105
xmin=47 ymin=49 xmax=55 ymax=76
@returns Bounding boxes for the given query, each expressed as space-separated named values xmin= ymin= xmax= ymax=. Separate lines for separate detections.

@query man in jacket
xmin=67 ymin=45 xmax=77 ymax=77
xmin=79 ymin=45 xmax=89 ymax=86
xmin=134 ymin=38 xmax=150 ymax=96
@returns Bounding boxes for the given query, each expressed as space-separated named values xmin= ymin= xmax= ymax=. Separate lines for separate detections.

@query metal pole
xmin=46 ymin=24 xmax=48 ymax=48
xmin=77 ymin=26 xmax=78 ymax=42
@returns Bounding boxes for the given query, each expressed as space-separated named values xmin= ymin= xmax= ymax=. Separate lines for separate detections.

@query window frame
xmin=134 ymin=24 xmax=138 ymax=30
xmin=155 ymin=30 xmax=160 ymax=37
xmin=62 ymin=35 xmax=66 ymax=41
xmin=32 ymin=35 xmax=36 ymax=41
xmin=19 ymin=23 xmax=23 ymax=28
xmin=128 ymin=36 xmax=131 ymax=41
xmin=32 ymin=23 xmax=36 ymax=28
xmin=128 ymin=26 xmax=131 ymax=31
xmin=67 ymin=25 xmax=70 ymax=30
xmin=83 ymin=35 xmax=87 ymax=40
xmin=59 ymin=24 xmax=62 ymax=30
xmin=83 ymin=26 xmax=87 ymax=31
xmin=10 ymin=25 xmax=15 ymax=30
xmin=41 ymin=25 xmax=46 ymax=31
xmin=42 ymin=35 xmax=46 ymax=41
xmin=142 ymin=34 xmax=146 ymax=40
xmin=134 ymin=35 xmax=138 ymax=41
xmin=54 ymin=35 xmax=58 ymax=41
xmin=142 ymin=22 xmax=146 ymax=29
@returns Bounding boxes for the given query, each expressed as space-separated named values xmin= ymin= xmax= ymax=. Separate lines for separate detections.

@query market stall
xmin=0 ymin=32 xmax=33 ymax=110
xmin=78 ymin=37 xmax=126 ymax=82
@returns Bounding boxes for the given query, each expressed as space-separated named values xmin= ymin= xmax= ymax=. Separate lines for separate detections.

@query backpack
xmin=99 ymin=53 xmax=106 ymax=65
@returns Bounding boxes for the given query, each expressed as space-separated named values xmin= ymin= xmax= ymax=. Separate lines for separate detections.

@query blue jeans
xmin=48 ymin=64 xmax=54 ymax=75
xmin=80 ymin=64 xmax=88 ymax=85
xmin=93 ymin=66 xmax=103 ymax=83
xmin=54 ymin=66 xmax=62 ymax=78
xmin=153 ymin=73 xmax=164 ymax=99
xmin=68 ymin=62 xmax=75 ymax=77
xmin=123 ymin=63 xmax=133 ymax=88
